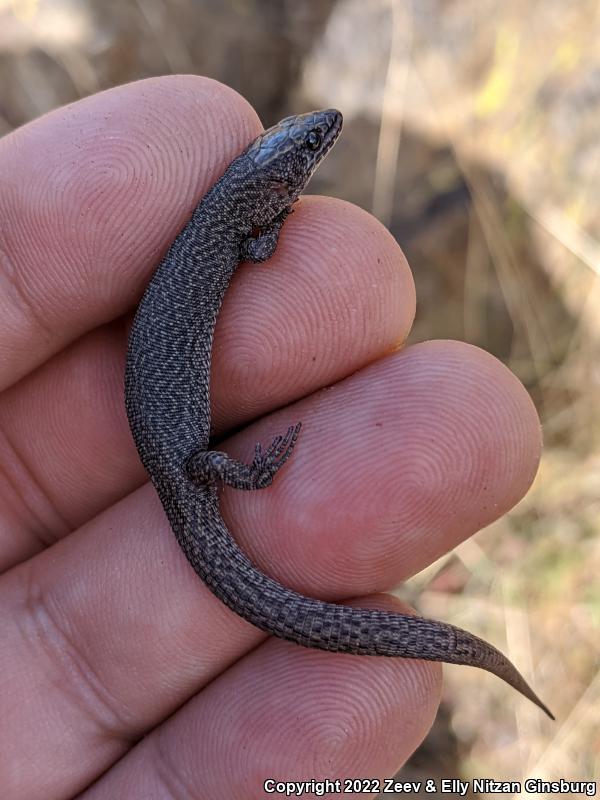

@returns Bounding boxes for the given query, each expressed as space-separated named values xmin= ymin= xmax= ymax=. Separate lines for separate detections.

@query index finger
xmin=0 ymin=75 xmax=261 ymax=391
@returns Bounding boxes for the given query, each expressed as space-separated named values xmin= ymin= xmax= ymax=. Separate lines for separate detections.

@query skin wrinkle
xmin=0 ymin=323 xmax=137 ymax=566
xmin=0 ymin=418 xmax=67 ymax=550
xmin=0 ymin=230 xmax=55 ymax=354
xmin=15 ymin=558 xmax=139 ymax=747
xmin=151 ymin=729 xmax=196 ymax=800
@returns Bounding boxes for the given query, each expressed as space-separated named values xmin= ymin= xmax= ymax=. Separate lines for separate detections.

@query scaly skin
xmin=125 ymin=109 xmax=553 ymax=719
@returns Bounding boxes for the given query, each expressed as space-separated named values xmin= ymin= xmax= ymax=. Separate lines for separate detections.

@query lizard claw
xmin=251 ymin=423 xmax=301 ymax=488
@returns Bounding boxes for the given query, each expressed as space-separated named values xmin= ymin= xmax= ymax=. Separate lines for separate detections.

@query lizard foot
xmin=250 ymin=422 xmax=302 ymax=488
xmin=185 ymin=422 xmax=301 ymax=490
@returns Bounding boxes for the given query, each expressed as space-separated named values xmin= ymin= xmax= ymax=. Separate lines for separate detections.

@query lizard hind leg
xmin=185 ymin=422 xmax=301 ymax=490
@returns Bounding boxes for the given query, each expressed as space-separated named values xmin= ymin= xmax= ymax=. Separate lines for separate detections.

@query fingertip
xmin=212 ymin=195 xmax=415 ymax=430
xmin=0 ymin=75 xmax=263 ymax=391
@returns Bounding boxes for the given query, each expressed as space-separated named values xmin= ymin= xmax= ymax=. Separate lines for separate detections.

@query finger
xmin=228 ymin=339 xmax=542 ymax=593
xmin=81 ymin=598 xmax=441 ymax=800
xmin=0 ymin=321 xmax=136 ymax=570
xmin=210 ymin=195 xmax=415 ymax=431
xmin=0 ymin=197 xmax=413 ymax=571
xmin=0 ymin=74 xmax=261 ymax=392
xmin=0 ymin=341 xmax=540 ymax=799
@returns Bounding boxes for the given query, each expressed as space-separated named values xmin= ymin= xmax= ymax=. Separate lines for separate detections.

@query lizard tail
xmin=171 ymin=484 xmax=554 ymax=719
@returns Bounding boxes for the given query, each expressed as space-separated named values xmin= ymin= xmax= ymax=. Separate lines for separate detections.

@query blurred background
xmin=1 ymin=0 xmax=598 ymax=793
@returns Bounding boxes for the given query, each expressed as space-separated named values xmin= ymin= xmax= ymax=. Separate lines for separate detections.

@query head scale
xmin=242 ymin=109 xmax=343 ymax=225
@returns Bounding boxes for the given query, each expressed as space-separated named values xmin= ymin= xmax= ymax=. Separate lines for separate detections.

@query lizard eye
xmin=305 ymin=129 xmax=322 ymax=150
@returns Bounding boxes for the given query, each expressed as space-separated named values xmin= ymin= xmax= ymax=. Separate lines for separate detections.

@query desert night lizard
xmin=124 ymin=108 xmax=553 ymax=719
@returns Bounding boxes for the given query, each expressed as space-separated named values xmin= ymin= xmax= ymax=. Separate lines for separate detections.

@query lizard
xmin=124 ymin=108 xmax=553 ymax=719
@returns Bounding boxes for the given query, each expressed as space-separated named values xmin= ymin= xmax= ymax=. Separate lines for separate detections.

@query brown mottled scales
xmin=124 ymin=109 xmax=553 ymax=719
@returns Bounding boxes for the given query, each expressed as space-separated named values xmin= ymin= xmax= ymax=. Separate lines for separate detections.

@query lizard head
xmin=242 ymin=108 xmax=343 ymax=226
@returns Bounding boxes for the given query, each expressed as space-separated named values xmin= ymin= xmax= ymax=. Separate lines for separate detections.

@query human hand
xmin=0 ymin=76 xmax=542 ymax=799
